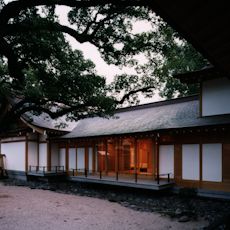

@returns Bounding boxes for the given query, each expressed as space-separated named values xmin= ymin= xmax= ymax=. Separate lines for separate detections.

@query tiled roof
xmin=61 ymin=95 xmax=230 ymax=138
xmin=22 ymin=113 xmax=76 ymax=132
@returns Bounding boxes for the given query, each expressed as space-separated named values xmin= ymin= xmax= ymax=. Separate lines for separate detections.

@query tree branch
xmin=1 ymin=20 xmax=93 ymax=44
xmin=117 ymin=86 xmax=154 ymax=104
xmin=0 ymin=37 xmax=24 ymax=82
xmin=0 ymin=0 xmax=148 ymax=25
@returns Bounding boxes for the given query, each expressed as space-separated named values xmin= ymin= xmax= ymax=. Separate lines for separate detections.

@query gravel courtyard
xmin=0 ymin=182 xmax=208 ymax=230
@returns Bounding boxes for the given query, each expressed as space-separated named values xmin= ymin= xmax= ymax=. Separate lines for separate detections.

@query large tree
xmin=0 ymin=0 xmax=207 ymax=131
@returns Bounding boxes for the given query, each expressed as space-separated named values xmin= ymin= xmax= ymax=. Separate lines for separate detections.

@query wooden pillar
xmin=25 ymin=134 xmax=28 ymax=172
xmin=223 ymin=144 xmax=230 ymax=183
xmin=150 ymin=138 xmax=154 ymax=175
xmin=47 ymin=140 xmax=51 ymax=171
xmin=134 ymin=138 xmax=138 ymax=174
xmin=199 ymin=82 xmax=203 ymax=117
xmin=37 ymin=135 xmax=39 ymax=166
xmin=105 ymin=140 xmax=108 ymax=174
xmin=65 ymin=143 xmax=69 ymax=174
xmin=199 ymin=143 xmax=203 ymax=187
xmin=75 ymin=144 xmax=78 ymax=171
xmin=85 ymin=145 xmax=89 ymax=170
xmin=115 ymin=138 xmax=119 ymax=173
xmin=155 ymin=135 xmax=159 ymax=175
xmin=92 ymin=144 xmax=96 ymax=172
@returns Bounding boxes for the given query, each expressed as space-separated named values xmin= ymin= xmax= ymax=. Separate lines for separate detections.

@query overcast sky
xmin=56 ymin=6 xmax=163 ymax=104
xmin=3 ymin=1 xmax=163 ymax=104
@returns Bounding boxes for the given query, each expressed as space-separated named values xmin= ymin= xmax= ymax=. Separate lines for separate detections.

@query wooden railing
xmin=155 ymin=173 xmax=172 ymax=184
xmin=70 ymin=169 xmax=173 ymax=185
xmin=29 ymin=166 xmax=65 ymax=174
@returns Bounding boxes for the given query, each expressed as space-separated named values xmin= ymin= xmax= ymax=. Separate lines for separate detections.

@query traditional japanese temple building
xmin=1 ymin=68 xmax=230 ymax=196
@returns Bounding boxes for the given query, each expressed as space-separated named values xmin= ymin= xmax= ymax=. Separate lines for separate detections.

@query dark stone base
xmin=5 ymin=170 xmax=27 ymax=181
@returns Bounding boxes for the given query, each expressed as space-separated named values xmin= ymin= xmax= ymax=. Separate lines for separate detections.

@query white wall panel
xmin=77 ymin=148 xmax=85 ymax=169
xmin=69 ymin=148 xmax=76 ymax=170
xmin=51 ymin=144 xmax=59 ymax=166
xmin=2 ymin=142 xmax=25 ymax=171
xmin=88 ymin=147 xmax=93 ymax=171
xmin=202 ymin=78 xmax=230 ymax=116
xmin=182 ymin=144 xmax=199 ymax=180
xmin=159 ymin=145 xmax=174 ymax=178
xmin=59 ymin=148 xmax=66 ymax=169
xmin=28 ymin=142 xmax=38 ymax=167
xmin=202 ymin=144 xmax=222 ymax=182
xmin=39 ymin=143 xmax=47 ymax=166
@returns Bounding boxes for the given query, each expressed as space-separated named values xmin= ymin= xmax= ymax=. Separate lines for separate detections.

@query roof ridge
xmin=116 ymin=94 xmax=199 ymax=113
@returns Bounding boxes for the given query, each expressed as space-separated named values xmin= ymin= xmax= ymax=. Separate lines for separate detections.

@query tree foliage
xmin=0 ymin=0 xmax=207 ymax=130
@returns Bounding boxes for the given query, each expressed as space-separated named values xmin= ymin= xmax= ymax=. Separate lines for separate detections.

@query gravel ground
xmin=0 ymin=181 xmax=208 ymax=230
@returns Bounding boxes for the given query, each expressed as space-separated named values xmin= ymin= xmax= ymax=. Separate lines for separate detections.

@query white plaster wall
xmin=202 ymin=77 xmax=230 ymax=116
xmin=2 ymin=142 xmax=25 ymax=171
xmin=28 ymin=142 xmax=38 ymax=167
xmin=182 ymin=144 xmax=200 ymax=180
xmin=51 ymin=144 xmax=59 ymax=166
xmin=159 ymin=145 xmax=174 ymax=178
xmin=69 ymin=148 xmax=76 ymax=170
xmin=88 ymin=147 xmax=93 ymax=171
xmin=202 ymin=143 xmax=222 ymax=182
xmin=39 ymin=143 xmax=47 ymax=166
xmin=59 ymin=148 xmax=66 ymax=169
xmin=77 ymin=148 xmax=85 ymax=169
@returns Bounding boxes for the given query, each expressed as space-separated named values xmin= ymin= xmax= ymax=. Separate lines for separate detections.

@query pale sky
xmin=56 ymin=6 xmax=163 ymax=104
xmin=4 ymin=1 xmax=163 ymax=104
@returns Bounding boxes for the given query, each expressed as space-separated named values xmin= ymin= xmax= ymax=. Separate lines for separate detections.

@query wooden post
xmin=134 ymin=138 xmax=138 ymax=182
xmin=199 ymin=82 xmax=203 ymax=117
xmin=105 ymin=140 xmax=108 ymax=175
xmin=65 ymin=143 xmax=69 ymax=174
xmin=92 ymin=144 xmax=96 ymax=173
xmin=37 ymin=134 xmax=39 ymax=167
xmin=115 ymin=138 xmax=119 ymax=179
xmin=47 ymin=140 xmax=51 ymax=171
xmin=25 ymin=134 xmax=28 ymax=172
xmin=155 ymin=134 xmax=160 ymax=176
xmin=75 ymin=144 xmax=78 ymax=173
xmin=85 ymin=146 xmax=89 ymax=172
xmin=199 ymin=143 xmax=203 ymax=187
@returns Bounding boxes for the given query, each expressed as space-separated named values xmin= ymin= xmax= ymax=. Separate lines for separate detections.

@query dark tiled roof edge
xmin=116 ymin=94 xmax=198 ymax=113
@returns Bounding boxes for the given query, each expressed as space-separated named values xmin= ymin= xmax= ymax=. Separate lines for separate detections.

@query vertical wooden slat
xmin=25 ymin=135 xmax=28 ymax=172
xmin=85 ymin=146 xmax=89 ymax=170
xmin=115 ymin=138 xmax=118 ymax=173
xmin=47 ymin=141 xmax=51 ymax=171
xmin=155 ymin=136 xmax=159 ymax=175
xmin=174 ymin=144 xmax=182 ymax=182
xmin=66 ymin=143 xmax=69 ymax=174
xmin=152 ymin=138 xmax=155 ymax=175
xmin=37 ymin=134 xmax=39 ymax=166
xmin=199 ymin=143 xmax=203 ymax=186
xmin=223 ymin=144 xmax=230 ymax=182
xmin=199 ymin=82 xmax=203 ymax=117
xmin=134 ymin=138 xmax=138 ymax=175
xmin=75 ymin=144 xmax=78 ymax=171
xmin=105 ymin=140 xmax=108 ymax=174
xmin=92 ymin=144 xmax=95 ymax=172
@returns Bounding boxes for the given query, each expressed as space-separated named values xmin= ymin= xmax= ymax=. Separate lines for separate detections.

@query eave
xmin=147 ymin=1 xmax=230 ymax=76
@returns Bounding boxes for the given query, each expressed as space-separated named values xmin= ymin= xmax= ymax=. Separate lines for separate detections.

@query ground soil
xmin=0 ymin=179 xmax=230 ymax=230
